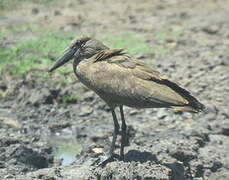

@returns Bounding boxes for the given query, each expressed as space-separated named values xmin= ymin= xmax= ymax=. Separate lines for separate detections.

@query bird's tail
xmin=162 ymin=79 xmax=205 ymax=113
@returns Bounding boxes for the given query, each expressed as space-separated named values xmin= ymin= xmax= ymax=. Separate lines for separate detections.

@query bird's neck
xmin=72 ymin=54 xmax=94 ymax=75
xmin=73 ymin=56 xmax=83 ymax=75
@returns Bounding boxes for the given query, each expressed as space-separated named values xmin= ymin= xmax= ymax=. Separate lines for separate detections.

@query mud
xmin=0 ymin=0 xmax=229 ymax=179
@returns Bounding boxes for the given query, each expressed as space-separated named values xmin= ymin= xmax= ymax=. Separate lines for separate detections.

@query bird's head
xmin=48 ymin=36 xmax=108 ymax=72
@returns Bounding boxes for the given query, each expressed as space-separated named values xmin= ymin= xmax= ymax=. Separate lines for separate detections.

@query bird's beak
xmin=48 ymin=47 xmax=75 ymax=72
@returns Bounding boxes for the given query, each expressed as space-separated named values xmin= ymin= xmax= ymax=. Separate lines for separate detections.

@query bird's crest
xmin=94 ymin=49 xmax=126 ymax=62
xmin=69 ymin=36 xmax=91 ymax=48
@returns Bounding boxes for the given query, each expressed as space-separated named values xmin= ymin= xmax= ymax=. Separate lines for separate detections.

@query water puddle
xmin=47 ymin=135 xmax=82 ymax=166
xmin=0 ymin=105 xmax=82 ymax=165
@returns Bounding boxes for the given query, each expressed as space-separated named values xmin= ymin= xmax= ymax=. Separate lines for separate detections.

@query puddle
xmin=0 ymin=105 xmax=82 ymax=165
xmin=47 ymin=135 xmax=82 ymax=166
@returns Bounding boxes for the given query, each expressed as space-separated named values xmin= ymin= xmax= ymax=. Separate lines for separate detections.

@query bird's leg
xmin=109 ymin=108 xmax=120 ymax=155
xmin=119 ymin=105 xmax=127 ymax=160
xmin=92 ymin=107 xmax=120 ymax=166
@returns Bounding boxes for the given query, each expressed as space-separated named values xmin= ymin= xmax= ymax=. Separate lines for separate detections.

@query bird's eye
xmin=73 ymin=45 xmax=78 ymax=50
xmin=71 ymin=43 xmax=80 ymax=50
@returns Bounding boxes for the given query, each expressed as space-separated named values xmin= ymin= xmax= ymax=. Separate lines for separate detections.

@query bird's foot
xmin=91 ymin=152 xmax=120 ymax=167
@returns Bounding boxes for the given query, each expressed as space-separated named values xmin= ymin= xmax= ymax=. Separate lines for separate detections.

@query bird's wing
xmin=93 ymin=49 xmax=161 ymax=79
xmin=92 ymin=49 xmax=204 ymax=111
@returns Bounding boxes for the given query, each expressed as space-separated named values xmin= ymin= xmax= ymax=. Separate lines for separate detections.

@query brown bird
xmin=48 ymin=36 xmax=204 ymax=165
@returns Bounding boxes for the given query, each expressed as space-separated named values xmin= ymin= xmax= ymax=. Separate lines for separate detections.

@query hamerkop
xmin=48 ymin=36 xmax=205 ymax=165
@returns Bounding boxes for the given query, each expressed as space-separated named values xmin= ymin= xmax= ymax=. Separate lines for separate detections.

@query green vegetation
xmin=59 ymin=93 xmax=80 ymax=104
xmin=0 ymin=0 xmax=57 ymax=10
xmin=152 ymin=29 xmax=183 ymax=58
xmin=0 ymin=26 xmax=151 ymax=77
xmin=101 ymin=32 xmax=151 ymax=55
xmin=152 ymin=45 xmax=172 ymax=58
xmin=0 ymin=30 xmax=7 ymax=41
xmin=154 ymin=30 xmax=182 ymax=43
xmin=0 ymin=28 xmax=73 ymax=76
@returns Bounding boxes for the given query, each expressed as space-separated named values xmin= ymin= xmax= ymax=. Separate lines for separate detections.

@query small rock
xmin=129 ymin=109 xmax=139 ymax=115
xmin=31 ymin=8 xmax=39 ymax=14
xmin=79 ymin=106 xmax=93 ymax=117
xmin=49 ymin=122 xmax=71 ymax=132
xmin=82 ymin=91 xmax=94 ymax=102
xmin=92 ymin=148 xmax=103 ymax=155
xmin=54 ymin=10 xmax=61 ymax=16
xmin=0 ymin=117 xmax=21 ymax=128
xmin=202 ymin=25 xmax=219 ymax=35
xmin=157 ymin=109 xmax=167 ymax=119
xmin=4 ymin=174 xmax=14 ymax=178
xmin=0 ymin=81 xmax=7 ymax=91
xmin=28 ymin=88 xmax=52 ymax=105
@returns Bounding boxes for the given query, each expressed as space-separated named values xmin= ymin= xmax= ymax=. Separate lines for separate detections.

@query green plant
xmin=59 ymin=93 xmax=80 ymax=104
xmin=0 ymin=0 xmax=58 ymax=11
xmin=100 ymin=32 xmax=151 ymax=55
xmin=0 ymin=32 xmax=73 ymax=76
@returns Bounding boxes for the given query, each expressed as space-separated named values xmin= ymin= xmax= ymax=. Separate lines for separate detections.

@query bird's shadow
xmin=123 ymin=150 xmax=187 ymax=180
xmin=123 ymin=150 xmax=157 ymax=163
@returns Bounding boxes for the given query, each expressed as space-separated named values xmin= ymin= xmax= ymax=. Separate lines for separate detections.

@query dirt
xmin=0 ymin=0 xmax=229 ymax=179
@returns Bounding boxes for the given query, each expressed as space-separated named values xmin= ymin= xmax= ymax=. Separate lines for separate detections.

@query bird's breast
xmin=74 ymin=60 xmax=107 ymax=91
xmin=74 ymin=61 xmax=93 ymax=85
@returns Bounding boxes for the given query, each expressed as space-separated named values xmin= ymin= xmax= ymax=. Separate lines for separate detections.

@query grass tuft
xmin=100 ymin=32 xmax=151 ymax=55
xmin=59 ymin=93 xmax=80 ymax=104
xmin=0 ymin=0 xmax=57 ymax=11
xmin=0 ymin=32 xmax=73 ymax=76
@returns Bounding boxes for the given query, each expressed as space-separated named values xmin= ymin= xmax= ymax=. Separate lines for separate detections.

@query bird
xmin=48 ymin=36 xmax=205 ymax=166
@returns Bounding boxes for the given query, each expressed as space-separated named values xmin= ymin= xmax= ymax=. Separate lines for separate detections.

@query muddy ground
xmin=0 ymin=0 xmax=229 ymax=179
